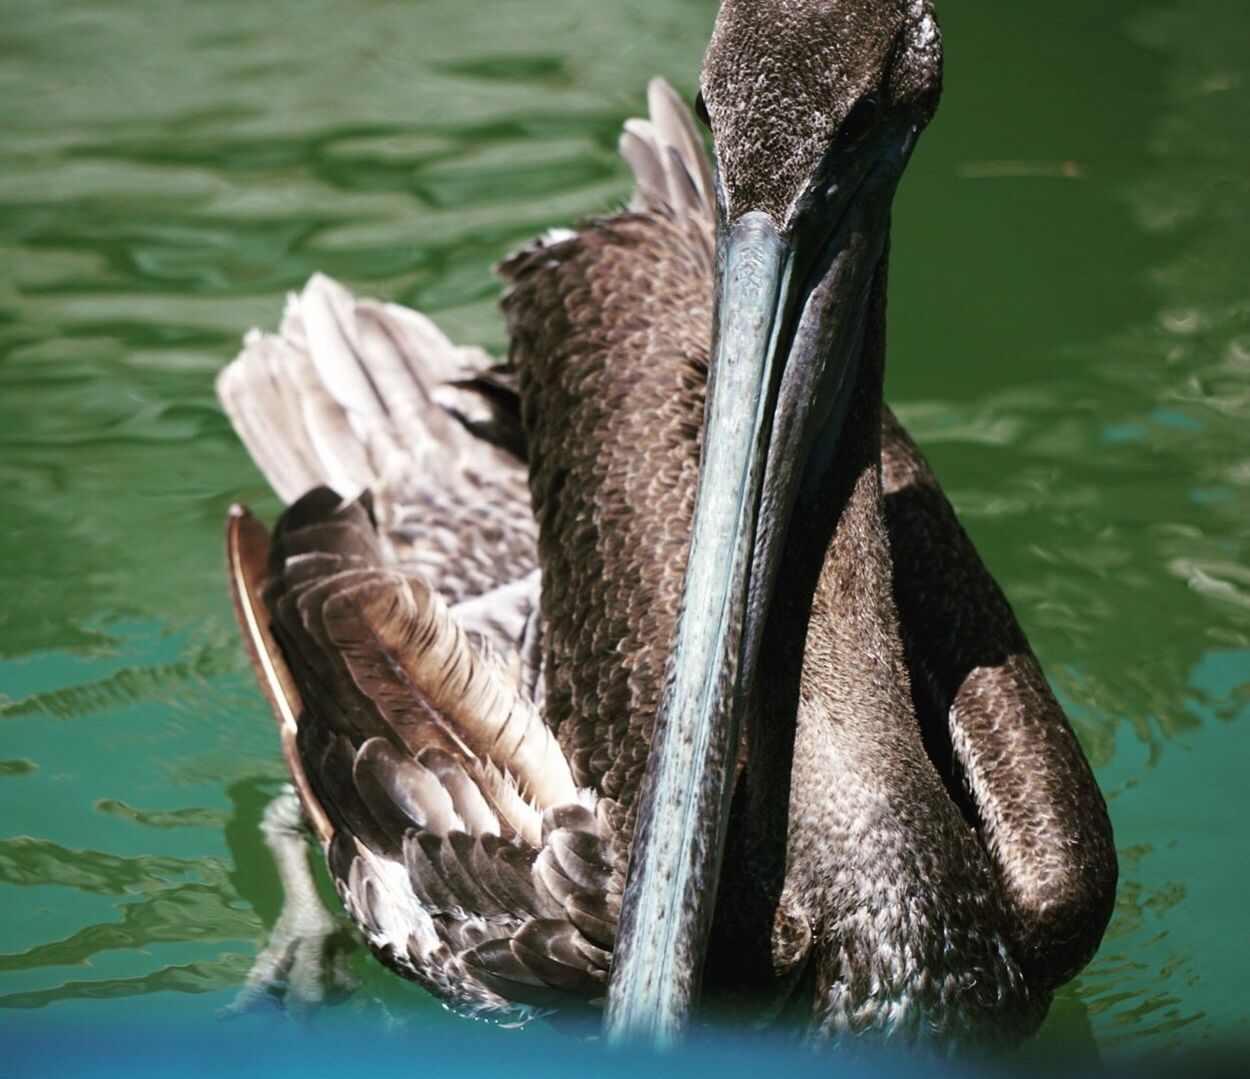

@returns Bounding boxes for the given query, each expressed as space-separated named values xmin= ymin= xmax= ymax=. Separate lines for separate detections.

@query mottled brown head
xmin=700 ymin=0 xmax=942 ymax=224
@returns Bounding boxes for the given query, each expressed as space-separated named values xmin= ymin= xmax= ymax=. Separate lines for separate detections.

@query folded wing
xmin=227 ymin=492 xmax=615 ymax=1018
xmin=216 ymin=82 xmax=713 ymax=1020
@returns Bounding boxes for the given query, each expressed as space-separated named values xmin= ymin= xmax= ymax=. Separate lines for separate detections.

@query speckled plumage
xmin=219 ymin=8 xmax=1115 ymax=1049
xmin=879 ymin=410 xmax=1117 ymax=990
xmin=500 ymin=206 xmax=713 ymax=872
xmin=705 ymin=262 xmax=1041 ymax=1045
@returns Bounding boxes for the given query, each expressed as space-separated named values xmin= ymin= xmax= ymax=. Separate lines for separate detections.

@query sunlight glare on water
xmin=1 ymin=0 xmax=1247 ymax=1069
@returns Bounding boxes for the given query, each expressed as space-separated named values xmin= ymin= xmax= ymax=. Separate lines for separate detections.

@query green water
xmin=1 ymin=0 xmax=1247 ymax=1065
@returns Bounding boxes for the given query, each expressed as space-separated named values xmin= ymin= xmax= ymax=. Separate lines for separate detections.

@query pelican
xmin=219 ymin=0 xmax=1116 ymax=1051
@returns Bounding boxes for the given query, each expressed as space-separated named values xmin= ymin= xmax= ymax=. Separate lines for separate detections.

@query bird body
xmin=220 ymin=0 xmax=1115 ymax=1050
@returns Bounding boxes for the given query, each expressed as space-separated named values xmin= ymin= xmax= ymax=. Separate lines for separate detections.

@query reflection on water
xmin=0 ymin=0 xmax=1247 ymax=1065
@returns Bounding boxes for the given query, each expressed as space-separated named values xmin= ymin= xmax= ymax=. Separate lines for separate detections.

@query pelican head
xmin=605 ymin=0 xmax=943 ymax=1045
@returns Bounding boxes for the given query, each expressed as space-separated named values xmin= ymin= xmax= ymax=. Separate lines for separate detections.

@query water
xmin=1 ymin=0 xmax=1247 ymax=1069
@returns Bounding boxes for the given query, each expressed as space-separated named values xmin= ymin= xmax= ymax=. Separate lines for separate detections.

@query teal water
xmin=1 ymin=0 xmax=1247 ymax=1068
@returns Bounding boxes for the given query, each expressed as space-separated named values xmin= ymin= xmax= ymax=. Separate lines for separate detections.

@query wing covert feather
xmin=229 ymin=485 xmax=616 ymax=1019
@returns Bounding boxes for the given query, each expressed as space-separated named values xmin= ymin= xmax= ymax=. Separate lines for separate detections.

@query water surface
xmin=2 ymin=0 xmax=1248 ymax=1068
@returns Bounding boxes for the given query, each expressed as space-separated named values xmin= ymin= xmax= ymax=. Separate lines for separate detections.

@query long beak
xmin=604 ymin=144 xmax=899 ymax=1042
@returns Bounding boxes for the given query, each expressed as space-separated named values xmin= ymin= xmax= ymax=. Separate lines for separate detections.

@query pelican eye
xmin=838 ymin=95 xmax=879 ymax=146
xmin=694 ymin=90 xmax=711 ymax=129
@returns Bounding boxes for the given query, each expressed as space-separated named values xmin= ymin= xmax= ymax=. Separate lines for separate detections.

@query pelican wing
xmin=217 ymin=273 xmax=536 ymax=613
xmin=217 ymin=80 xmax=710 ymax=1019
xmin=227 ymin=493 xmax=614 ymax=1018
xmin=880 ymin=412 xmax=1117 ymax=989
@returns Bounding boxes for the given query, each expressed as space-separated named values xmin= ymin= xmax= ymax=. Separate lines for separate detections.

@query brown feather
xmin=225 ymin=505 xmax=333 ymax=845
